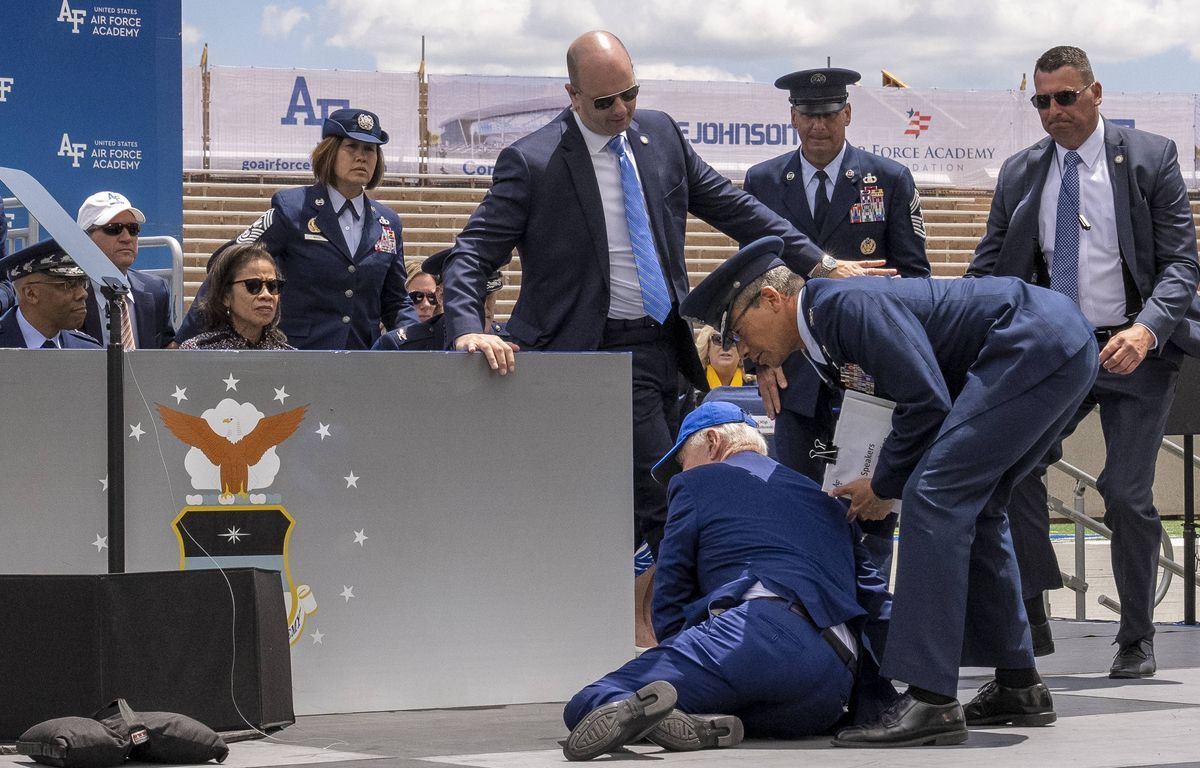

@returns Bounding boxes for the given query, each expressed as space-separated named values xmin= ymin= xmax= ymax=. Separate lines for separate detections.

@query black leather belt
xmin=604 ymin=316 xmax=663 ymax=331
xmin=758 ymin=596 xmax=857 ymax=670
xmin=1094 ymin=321 xmax=1134 ymax=343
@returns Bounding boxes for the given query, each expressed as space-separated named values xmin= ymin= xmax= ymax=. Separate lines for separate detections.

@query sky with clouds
xmin=182 ymin=0 xmax=1200 ymax=93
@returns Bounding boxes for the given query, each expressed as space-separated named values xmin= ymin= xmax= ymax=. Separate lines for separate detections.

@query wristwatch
xmin=808 ymin=254 xmax=838 ymax=279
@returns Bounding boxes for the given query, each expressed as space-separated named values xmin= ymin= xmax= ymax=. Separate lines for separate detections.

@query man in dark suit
xmin=562 ymin=401 xmax=894 ymax=761
xmin=968 ymin=46 xmax=1199 ymax=677
xmin=76 ymin=191 xmax=175 ymax=349
xmin=683 ymin=236 xmax=1098 ymax=747
xmin=743 ymin=67 xmax=930 ymax=576
xmin=0 ymin=239 xmax=101 ymax=349
xmin=441 ymin=31 xmax=886 ymax=611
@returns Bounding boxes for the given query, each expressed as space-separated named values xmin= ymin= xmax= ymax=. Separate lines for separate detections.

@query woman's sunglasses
xmin=233 ymin=278 xmax=285 ymax=296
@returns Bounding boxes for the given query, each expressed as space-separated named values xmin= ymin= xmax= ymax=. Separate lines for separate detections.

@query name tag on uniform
xmin=304 ymin=233 xmax=329 ymax=242
xmin=849 ymin=186 xmax=886 ymax=224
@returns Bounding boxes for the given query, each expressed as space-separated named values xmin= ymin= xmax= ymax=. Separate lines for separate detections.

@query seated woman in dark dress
xmin=179 ymin=244 xmax=293 ymax=350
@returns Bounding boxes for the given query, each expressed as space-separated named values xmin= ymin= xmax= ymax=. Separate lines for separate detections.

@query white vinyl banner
xmin=185 ymin=68 xmax=1200 ymax=188
xmin=197 ymin=66 xmax=420 ymax=174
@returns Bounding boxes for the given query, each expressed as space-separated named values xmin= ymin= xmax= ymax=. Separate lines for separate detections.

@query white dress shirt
xmin=1037 ymin=117 xmax=1129 ymax=328
xmin=572 ymin=111 xmax=653 ymax=320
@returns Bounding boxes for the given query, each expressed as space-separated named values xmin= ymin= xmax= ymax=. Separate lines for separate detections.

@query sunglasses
xmin=409 ymin=290 xmax=439 ymax=306
xmin=232 ymin=278 xmax=285 ymax=295
xmin=1030 ymin=87 xmax=1089 ymax=110
xmin=580 ymin=84 xmax=640 ymax=111
xmin=94 ymin=222 xmax=141 ymax=237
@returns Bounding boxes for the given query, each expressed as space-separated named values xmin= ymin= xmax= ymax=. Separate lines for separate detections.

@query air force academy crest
xmin=158 ymin=394 xmax=318 ymax=645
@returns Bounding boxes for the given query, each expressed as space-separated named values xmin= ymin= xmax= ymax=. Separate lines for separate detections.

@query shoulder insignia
xmin=235 ymin=209 xmax=274 ymax=244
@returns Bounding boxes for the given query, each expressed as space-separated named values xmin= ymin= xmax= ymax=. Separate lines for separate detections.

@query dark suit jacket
xmin=969 ymin=118 xmax=1200 ymax=357
xmin=802 ymin=275 xmax=1095 ymax=500
xmin=177 ymin=184 xmax=416 ymax=350
xmin=0 ymin=307 xmax=100 ymax=348
xmin=441 ymin=108 xmax=824 ymax=369
xmin=654 ymin=450 xmax=889 ymax=641
xmin=744 ymin=142 xmax=931 ymax=416
xmin=83 ymin=269 xmax=175 ymax=349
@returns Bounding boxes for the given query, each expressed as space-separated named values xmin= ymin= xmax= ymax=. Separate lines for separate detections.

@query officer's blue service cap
xmin=322 ymin=108 xmax=389 ymax=144
xmin=652 ymin=401 xmax=759 ymax=483
xmin=680 ymin=235 xmax=788 ymax=348
xmin=775 ymin=67 xmax=861 ymax=115
xmin=422 ymin=247 xmax=503 ymax=293
xmin=0 ymin=238 xmax=86 ymax=281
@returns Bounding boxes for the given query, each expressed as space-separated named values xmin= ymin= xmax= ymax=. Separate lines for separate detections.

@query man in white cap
xmin=76 ymin=191 xmax=174 ymax=348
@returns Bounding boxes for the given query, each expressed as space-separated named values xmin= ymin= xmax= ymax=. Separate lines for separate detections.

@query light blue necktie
xmin=607 ymin=134 xmax=672 ymax=323
xmin=1050 ymin=150 xmax=1082 ymax=301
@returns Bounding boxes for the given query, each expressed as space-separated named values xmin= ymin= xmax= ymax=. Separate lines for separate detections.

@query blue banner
xmin=0 ymin=0 xmax=181 ymax=268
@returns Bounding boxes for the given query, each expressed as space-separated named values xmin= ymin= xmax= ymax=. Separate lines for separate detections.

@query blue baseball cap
xmin=322 ymin=108 xmax=389 ymax=144
xmin=652 ymin=401 xmax=758 ymax=483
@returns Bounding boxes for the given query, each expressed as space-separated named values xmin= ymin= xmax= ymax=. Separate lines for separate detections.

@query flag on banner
xmin=904 ymin=110 xmax=932 ymax=137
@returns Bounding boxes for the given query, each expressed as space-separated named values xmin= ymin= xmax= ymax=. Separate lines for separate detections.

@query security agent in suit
xmin=968 ymin=46 xmax=1200 ymax=677
xmin=372 ymin=248 xmax=505 ymax=350
xmin=0 ymin=239 xmax=101 ymax=349
xmin=685 ymin=236 xmax=1098 ymax=747
xmin=75 ymin=192 xmax=175 ymax=349
xmin=743 ymin=67 xmax=931 ymax=575
xmin=561 ymin=401 xmax=895 ymax=761
xmin=441 ymin=31 xmax=887 ymax=557
xmin=177 ymin=109 xmax=415 ymax=350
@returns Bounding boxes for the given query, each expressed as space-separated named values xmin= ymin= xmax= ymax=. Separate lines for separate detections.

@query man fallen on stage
xmin=561 ymin=401 xmax=895 ymax=761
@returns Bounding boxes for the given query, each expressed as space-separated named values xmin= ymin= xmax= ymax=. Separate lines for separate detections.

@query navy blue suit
xmin=969 ymin=119 xmax=1199 ymax=646
xmin=442 ymin=107 xmax=824 ymax=551
xmin=83 ymin=269 xmax=175 ymax=349
xmin=744 ymin=143 xmax=930 ymax=480
xmin=745 ymin=143 xmax=930 ymax=574
xmin=565 ymin=451 xmax=894 ymax=738
xmin=177 ymin=184 xmax=415 ymax=350
xmin=796 ymin=275 xmax=1097 ymax=696
xmin=0 ymin=307 xmax=100 ymax=348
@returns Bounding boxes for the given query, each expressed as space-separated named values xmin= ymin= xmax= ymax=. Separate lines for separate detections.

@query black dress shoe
xmin=646 ymin=710 xmax=744 ymax=751
xmin=831 ymin=692 xmax=967 ymax=748
xmin=964 ymin=680 xmax=1057 ymax=726
xmin=1031 ymin=620 xmax=1055 ymax=657
xmin=564 ymin=681 xmax=677 ymax=761
xmin=1109 ymin=638 xmax=1156 ymax=679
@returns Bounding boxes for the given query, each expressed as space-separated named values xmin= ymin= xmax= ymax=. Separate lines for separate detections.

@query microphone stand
xmin=100 ymin=277 xmax=129 ymax=574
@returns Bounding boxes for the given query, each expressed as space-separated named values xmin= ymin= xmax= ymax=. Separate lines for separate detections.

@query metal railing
xmin=1048 ymin=455 xmax=1199 ymax=620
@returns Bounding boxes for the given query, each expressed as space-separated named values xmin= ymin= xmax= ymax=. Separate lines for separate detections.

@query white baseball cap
xmin=77 ymin=191 xmax=146 ymax=230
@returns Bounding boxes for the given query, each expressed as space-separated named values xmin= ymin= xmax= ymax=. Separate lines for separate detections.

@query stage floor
xmin=7 ymin=618 xmax=1195 ymax=768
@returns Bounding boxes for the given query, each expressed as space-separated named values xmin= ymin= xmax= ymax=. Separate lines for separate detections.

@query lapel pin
xmin=786 ymin=171 xmax=796 ymax=181
xmin=1114 ymin=154 xmax=1125 ymax=164
xmin=379 ymin=215 xmax=388 ymax=224
xmin=844 ymin=169 xmax=855 ymax=180
xmin=863 ymin=173 xmax=877 ymax=184
xmin=315 ymin=198 xmax=325 ymax=207
xmin=307 ymin=217 xmax=321 ymax=233
xmin=640 ymin=135 xmax=649 ymax=145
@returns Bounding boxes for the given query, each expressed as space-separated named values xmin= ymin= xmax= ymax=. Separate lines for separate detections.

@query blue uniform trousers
xmin=564 ymin=599 xmax=853 ymax=739
xmin=883 ymin=344 xmax=1098 ymax=696
xmin=1007 ymin=354 xmax=1180 ymax=645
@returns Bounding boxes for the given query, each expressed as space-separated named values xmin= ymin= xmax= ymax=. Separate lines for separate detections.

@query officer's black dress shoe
xmin=646 ymin=710 xmax=744 ymax=751
xmin=1031 ymin=620 xmax=1055 ymax=656
xmin=1109 ymin=638 xmax=1156 ymax=679
xmin=831 ymin=692 xmax=967 ymax=747
xmin=563 ymin=681 xmax=677 ymax=761
xmin=964 ymin=680 xmax=1057 ymax=726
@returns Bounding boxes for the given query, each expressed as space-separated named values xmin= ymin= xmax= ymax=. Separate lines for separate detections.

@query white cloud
xmin=182 ymin=23 xmax=202 ymax=46
xmin=262 ymin=4 xmax=312 ymax=39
